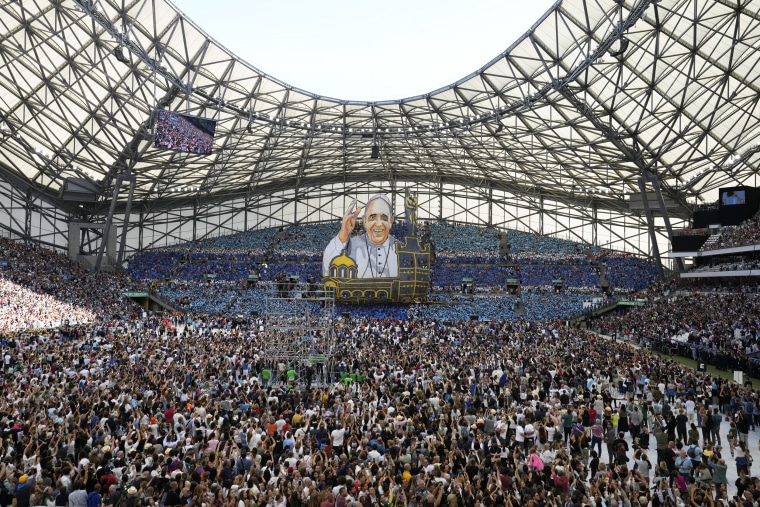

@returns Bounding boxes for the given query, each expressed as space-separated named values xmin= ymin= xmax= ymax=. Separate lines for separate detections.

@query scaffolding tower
xmin=261 ymin=282 xmax=335 ymax=388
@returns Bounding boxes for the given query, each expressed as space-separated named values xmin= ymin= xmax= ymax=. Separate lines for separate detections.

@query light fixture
xmin=609 ymin=37 xmax=629 ymax=58
xmin=114 ymin=46 xmax=130 ymax=64
xmin=493 ymin=115 xmax=504 ymax=133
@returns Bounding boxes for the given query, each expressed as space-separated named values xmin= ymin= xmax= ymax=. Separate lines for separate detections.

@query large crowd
xmin=2 ymin=299 xmax=760 ymax=507
xmin=4 ymin=234 xmax=760 ymax=507
xmin=703 ymin=213 xmax=760 ymax=251
xmin=517 ymin=260 xmax=599 ymax=292
xmin=599 ymin=256 xmax=659 ymax=294
xmin=591 ymin=290 xmax=760 ymax=378
xmin=126 ymin=224 xmax=658 ymax=312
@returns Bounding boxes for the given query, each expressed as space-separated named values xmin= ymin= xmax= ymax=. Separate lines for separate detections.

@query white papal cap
xmin=364 ymin=193 xmax=393 ymax=216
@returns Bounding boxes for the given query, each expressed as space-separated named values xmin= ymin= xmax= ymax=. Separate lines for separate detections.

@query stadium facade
xmin=0 ymin=0 xmax=758 ymax=271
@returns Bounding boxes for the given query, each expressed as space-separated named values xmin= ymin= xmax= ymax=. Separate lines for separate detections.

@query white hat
xmin=364 ymin=193 xmax=393 ymax=215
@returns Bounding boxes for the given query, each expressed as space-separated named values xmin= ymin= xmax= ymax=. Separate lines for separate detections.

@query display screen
xmin=721 ymin=189 xmax=746 ymax=206
xmin=154 ymin=110 xmax=216 ymax=155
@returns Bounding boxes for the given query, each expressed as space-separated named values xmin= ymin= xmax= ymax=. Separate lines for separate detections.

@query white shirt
xmin=331 ymin=428 xmax=346 ymax=447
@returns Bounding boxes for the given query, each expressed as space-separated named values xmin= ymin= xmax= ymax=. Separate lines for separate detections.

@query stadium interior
xmin=1 ymin=1 xmax=760 ymax=507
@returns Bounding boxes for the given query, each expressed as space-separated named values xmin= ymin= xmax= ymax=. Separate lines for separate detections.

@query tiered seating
xmin=192 ymin=227 xmax=279 ymax=257
xmin=157 ymin=282 xmax=241 ymax=313
xmin=506 ymin=229 xmax=600 ymax=256
xmin=261 ymin=262 xmax=322 ymax=282
xmin=702 ymin=211 xmax=760 ymax=250
xmin=273 ymin=222 xmax=339 ymax=261
xmin=518 ymin=259 xmax=599 ymax=289
xmin=521 ymin=290 xmax=594 ymax=321
xmin=429 ymin=223 xmax=501 ymax=262
xmin=430 ymin=264 xmax=505 ymax=291
xmin=173 ymin=252 xmax=259 ymax=282
xmin=132 ymin=223 xmax=666 ymax=315
xmin=417 ymin=294 xmax=518 ymax=321
xmin=127 ymin=249 xmax=185 ymax=280
xmin=0 ymin=237 xmax=139 ymax=331
xmin=602 ymin=255 xmax=659 ymax=292
xmin=127 ymin=228 xmax=280 ymax=282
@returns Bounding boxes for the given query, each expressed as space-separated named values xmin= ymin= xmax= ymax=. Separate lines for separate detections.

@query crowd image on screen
xmin=154 ymin=112 xmax=215 ymax=155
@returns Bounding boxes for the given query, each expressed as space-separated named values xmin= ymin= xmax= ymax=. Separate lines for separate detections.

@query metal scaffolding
xmin=260 ymin=283 xmax=335 ymax=388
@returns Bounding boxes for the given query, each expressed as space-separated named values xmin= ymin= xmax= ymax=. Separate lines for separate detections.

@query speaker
xmin=59 ymin=178 xmax=100 ymax=202
xmin=370 ymin=145 xmax=379 ymax=159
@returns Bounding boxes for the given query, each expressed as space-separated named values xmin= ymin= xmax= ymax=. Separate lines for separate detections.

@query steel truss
xmin=1 ymin=0 xmax=759 ymax=266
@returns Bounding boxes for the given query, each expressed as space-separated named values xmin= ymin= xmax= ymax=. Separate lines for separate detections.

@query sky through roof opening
xmin=174 ymin=0 xmax=558 ymax=102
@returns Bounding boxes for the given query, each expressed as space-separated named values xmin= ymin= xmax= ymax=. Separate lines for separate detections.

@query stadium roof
xmin=0 ymin=0 xmax=759 ymax=226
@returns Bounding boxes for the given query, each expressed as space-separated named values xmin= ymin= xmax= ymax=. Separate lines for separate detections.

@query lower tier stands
xmin=592 ymin=290 xmax=760 ymax=378
xmin=521 ymin=290 xmax=597 ymax=321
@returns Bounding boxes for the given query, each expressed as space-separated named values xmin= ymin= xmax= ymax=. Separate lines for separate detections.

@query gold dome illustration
xmin=328 ymin=249 xmax=358 ymax=278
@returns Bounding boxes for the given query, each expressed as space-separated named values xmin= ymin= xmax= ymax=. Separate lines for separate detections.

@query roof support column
xmin=116 ymin=176 xmax=136 ymax=266
xmin=193 ymin=203 xmax=198 ymax=242
xmin=488 ymin=185 xmax=493 ymax=226
xmin=23 ymin=188 xmax=32 ymax=245
xmin=637 ymin=177 xmax=664 ymax=279
xmin=646 ymin=174 xmax=683 ymax=273
xmin=438 ymin=181 xmax=443 ymax=221
xmin=539 ymin=194 xmax=544 ymax=236
xmin=95 ymin=175 xmax=124 ymax=272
